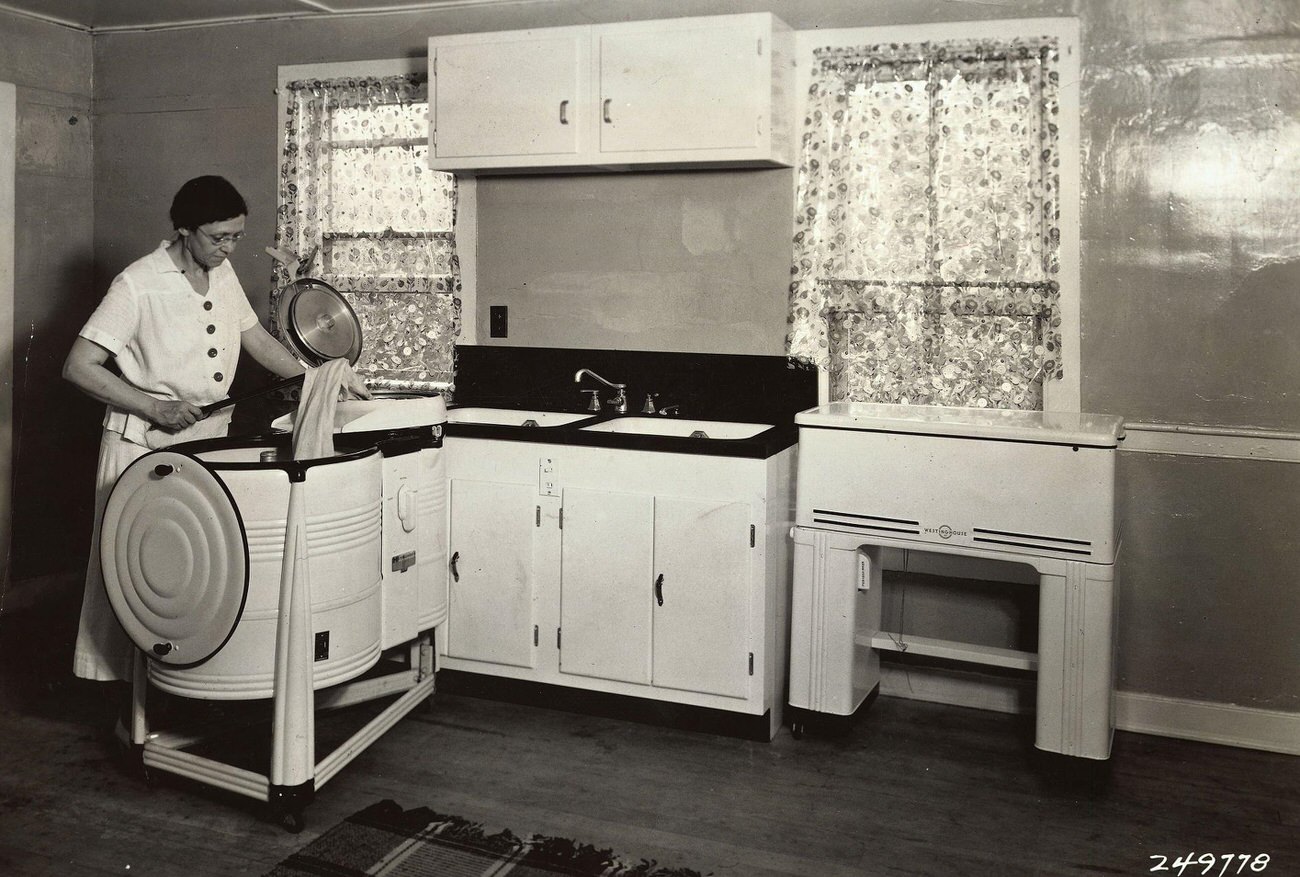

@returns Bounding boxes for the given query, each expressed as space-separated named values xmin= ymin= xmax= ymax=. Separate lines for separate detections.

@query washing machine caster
xmin=270 ymin=782 xmax=315 ymax=834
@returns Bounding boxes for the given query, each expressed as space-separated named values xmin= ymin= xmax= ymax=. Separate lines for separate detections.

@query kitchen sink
xmin=446 ymin=407 xmax=594 ymax=427
xmin=579 ymin=417 xmax=772 ymax=440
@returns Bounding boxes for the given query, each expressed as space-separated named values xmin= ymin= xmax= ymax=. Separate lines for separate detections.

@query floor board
xmin=0 ymin=592 xmax=1296 ymax=876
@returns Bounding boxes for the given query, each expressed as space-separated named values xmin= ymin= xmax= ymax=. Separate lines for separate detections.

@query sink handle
xmin=641 ymin=393 xmax=658 ymax=414
xmin=580 ymin=389 xmax=601 ymax=412
xmin=654 ymin=573 xmax=664 ymax=606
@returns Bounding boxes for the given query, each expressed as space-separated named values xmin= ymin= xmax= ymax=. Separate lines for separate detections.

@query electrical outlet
xmin=489 ymin=305 xmax=508 ymax=338
xmin=539 ymin=457 xmax=557 ymax=496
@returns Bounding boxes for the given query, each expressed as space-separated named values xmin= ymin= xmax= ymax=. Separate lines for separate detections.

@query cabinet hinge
xmin=536 ymin=505 xmax=541 ymax=527
xmin=748 ymin=652 xmax=754 ymax=676
xmin=534 ymin=625 xmax=539 ymax=647
xmin=557 ymin=627 xmax=562 ymax=649
xmin=749 ymin=524 xmax=756 ymax=548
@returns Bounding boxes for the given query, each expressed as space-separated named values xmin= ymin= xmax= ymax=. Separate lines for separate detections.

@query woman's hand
xmin=151 ymin=399 xmax=204 ymax=431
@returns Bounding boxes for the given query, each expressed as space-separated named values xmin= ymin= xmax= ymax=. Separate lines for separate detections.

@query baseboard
xmin=1115 ymin=691 xmax=1300 ymax=756
xmin=880 ymin=664 xmax=1299 ymax=756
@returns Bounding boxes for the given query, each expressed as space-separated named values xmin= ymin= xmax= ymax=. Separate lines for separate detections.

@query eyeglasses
xmin=197 ymin=227 xmax=245 ymax=246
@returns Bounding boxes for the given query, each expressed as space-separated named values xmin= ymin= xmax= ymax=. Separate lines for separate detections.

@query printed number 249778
xmin=1150 ymin=854 xmax=1270 ymax=876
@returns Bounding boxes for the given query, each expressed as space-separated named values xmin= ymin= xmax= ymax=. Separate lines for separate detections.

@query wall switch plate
xmin=489 ymin=305 xmax=508 ymax=338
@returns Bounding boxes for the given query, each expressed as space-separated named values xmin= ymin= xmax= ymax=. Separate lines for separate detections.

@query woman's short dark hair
xmin=170 ymin=176 xmax=248 ymax=231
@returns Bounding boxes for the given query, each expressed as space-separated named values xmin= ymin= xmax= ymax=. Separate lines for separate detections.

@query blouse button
xmin=213 ymin=372 xmax=224 ymax=382
xmin=203 ymin=300 xmax=213 ymax=311
xmin=207 ymin=348 xmax=218 ymax=358
xmin=206 ymin=324 xmax=216 ymax=334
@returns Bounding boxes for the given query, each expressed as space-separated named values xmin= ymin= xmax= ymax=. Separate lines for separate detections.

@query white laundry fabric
xmin=292 ymin=358 xmax=363 ymax=460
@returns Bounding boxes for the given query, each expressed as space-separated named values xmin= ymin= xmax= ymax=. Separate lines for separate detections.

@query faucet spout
xmin=573 ymin=368 xmax=625 ymax=390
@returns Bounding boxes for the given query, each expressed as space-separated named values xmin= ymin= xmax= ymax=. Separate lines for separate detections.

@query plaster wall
xmin=1 ymin=0 xmax=1292 ymax=719
xmin=0 ymin=14 xmax=94 ymax=582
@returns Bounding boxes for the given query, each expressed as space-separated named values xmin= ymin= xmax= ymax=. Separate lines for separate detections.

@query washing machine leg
xmin=270 ymin=481 xmax=316 ymax=830
xmin=129 ymin=649 xmax=148 ymax=746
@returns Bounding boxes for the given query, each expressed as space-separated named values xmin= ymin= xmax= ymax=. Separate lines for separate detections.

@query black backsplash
xmin=453 ymin=346 xmax=818 ymax=425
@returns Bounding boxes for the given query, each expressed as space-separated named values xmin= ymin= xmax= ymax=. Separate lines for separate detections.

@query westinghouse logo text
xmin=924 ymin=525 xmax=968 ymax=540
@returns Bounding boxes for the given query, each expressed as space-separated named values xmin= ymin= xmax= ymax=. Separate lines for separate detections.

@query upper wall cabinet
xmin=428 ymin=13 xmax=793 ymax=173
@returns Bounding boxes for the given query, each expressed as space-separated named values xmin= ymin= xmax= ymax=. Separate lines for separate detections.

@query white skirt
xmin=72 ymin=430 xmax=155 ymax=682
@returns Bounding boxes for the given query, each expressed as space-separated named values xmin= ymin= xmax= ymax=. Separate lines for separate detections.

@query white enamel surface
xmin=795 ymin=402 xmax=1124 ymax=446
xmin=147 ymin=450 xmax=384 ymax=699
xmin=579 ymin=417 xmax=771 ymax=439
xmin=446 ymin=407 xmax=593 ymax=427
xmin=270 ymin=396 xmax=447 ymax=433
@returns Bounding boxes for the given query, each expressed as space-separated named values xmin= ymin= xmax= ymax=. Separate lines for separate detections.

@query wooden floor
xmin=0 ymin=589 xmax=1296 ymax=877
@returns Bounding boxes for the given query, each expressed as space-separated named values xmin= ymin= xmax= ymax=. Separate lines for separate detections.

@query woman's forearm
xmin=242 ymin=324 xmax=307 ymax=379
xmin=63 ymin=339 xmax=162 ymax=422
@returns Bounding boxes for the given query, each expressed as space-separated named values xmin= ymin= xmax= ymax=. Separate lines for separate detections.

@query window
xmin=788 ymin=20 xmax=1080 ymax=411
xmin=274 ymin=60 xmax=470 ymax=390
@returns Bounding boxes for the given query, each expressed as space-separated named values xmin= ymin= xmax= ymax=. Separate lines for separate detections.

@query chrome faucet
xmin=574 ymin=368 xmax=628 ymax=413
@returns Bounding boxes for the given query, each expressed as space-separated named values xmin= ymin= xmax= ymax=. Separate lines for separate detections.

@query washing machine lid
xmin=276 ymin=277 xmax=363 ymax=366
xmin=100 ymin=451 xmax=249 ymax=667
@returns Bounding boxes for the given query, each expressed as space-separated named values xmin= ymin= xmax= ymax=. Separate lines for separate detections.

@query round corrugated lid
xmin=276 ymin=277 xmax=362 ymax=366
xmin=100 ymin=451 xmax=249 ymax=667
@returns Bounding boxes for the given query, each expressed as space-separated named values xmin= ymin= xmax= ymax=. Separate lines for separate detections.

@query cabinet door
xmin=652 ymin=496 xmax=752 ymax=699
xmin=558 ymin=488 xmax=654 ymax=685
xmin=432 ymin=31 xmax=587 ymax=160
xmin=597 ymin=21 xmax=765 ymax=155
xmin=445 ymin=479 xmax=537 ymax=668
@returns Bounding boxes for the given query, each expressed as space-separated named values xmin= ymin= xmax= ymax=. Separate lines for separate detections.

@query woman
xmin=63 ymin=175 xmax=365 ymax=683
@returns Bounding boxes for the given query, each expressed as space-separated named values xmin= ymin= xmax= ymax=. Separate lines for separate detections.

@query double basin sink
xmin=445 ymin=407 xmax=773 ymax=441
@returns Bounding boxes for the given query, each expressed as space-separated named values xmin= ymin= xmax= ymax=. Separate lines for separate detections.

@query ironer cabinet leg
xmin=788 ymin=527 xmax=881 ymax=725
xmin=1035 ymin=560 xmax=1116 ymax=760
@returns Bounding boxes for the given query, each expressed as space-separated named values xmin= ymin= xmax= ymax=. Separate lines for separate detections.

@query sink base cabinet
xmin=441 ymin=438 xmax=795 ymax=739
xmin=445 ymin=479 xmax=540 ymax=669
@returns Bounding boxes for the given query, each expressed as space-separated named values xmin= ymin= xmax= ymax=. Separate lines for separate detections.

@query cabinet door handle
xmin=602 ymin=98 xmax=612 ymax=124
xmin=654 ymin=573 xmax=664 ymax=606
xmin=450 ymin=550 xmax=460 ymax=583
xmin=559 ymin=99 xmax=569 ymax=125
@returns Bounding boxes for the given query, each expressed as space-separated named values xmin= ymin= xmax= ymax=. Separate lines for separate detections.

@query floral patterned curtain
xmin=273 ymin=74 xmax=460 ymax=389
xmin=787 ymin=39 xmax=1063 ymax=409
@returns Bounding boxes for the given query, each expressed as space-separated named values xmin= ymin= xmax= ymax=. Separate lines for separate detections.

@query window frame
xmin=275 ymin=58 xmax=477 ymax=345
xmin=792 ymin=17 xmax=1081 ymax=413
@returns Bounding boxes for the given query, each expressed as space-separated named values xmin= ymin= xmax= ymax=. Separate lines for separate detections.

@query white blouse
xmin=78 ymin=241 xmax=259 ymax=444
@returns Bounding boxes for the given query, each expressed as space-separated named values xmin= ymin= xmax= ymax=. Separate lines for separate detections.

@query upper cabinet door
xmin=430 ymin=29 xmax=588 ymax=161
xmin=597 ymin=19 xmax=768 ymax=156
xmin=428 ymin=14 xmax=791 ymax=173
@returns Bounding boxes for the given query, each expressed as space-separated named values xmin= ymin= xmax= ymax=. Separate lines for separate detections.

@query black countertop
xmin=446 ymin=346 xmax=816 ymax=459
xmin=444 ymin=411 xmax=797 ymax=460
